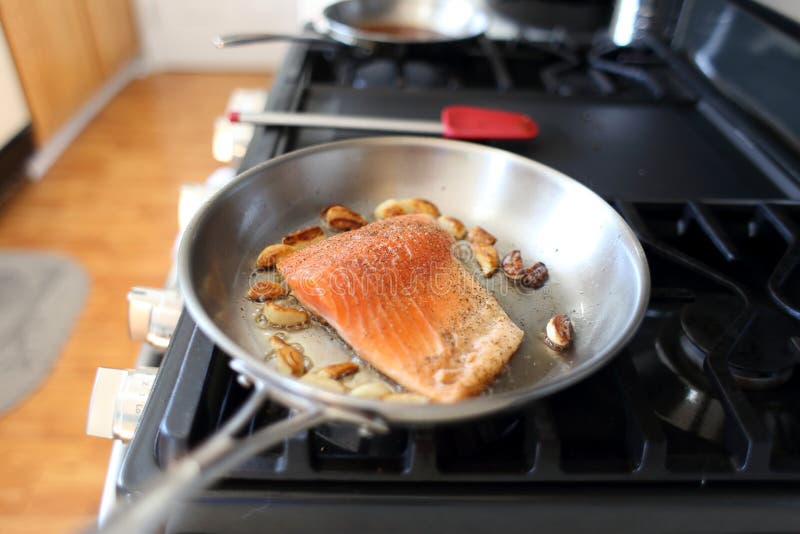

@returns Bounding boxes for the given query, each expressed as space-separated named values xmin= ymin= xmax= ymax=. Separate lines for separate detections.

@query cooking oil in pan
xmin=241 ymin=215 xmax=571 ymax=399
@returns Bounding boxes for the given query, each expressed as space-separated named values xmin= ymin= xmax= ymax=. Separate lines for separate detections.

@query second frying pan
xmin=214 ymin=0 xmax=491 ymax=51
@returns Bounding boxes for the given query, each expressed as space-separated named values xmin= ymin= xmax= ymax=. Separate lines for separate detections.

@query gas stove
xmin=89 ymin=1 xmax=800 ymax=532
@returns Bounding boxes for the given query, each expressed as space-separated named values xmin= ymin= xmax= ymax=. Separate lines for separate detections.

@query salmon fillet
xmin=277 ymin=213 xmax=523 ymax=402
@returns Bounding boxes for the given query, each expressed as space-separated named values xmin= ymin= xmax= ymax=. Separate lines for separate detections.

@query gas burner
xmin=540 ymin=59 xmax=620 ymax=96
xmin=726 ymin=307 xmax=799 ymax=390
xmin=587 ymin=41 xmax=665 ymax=98
xmin=534 ymin=40 xmax=671 ymax=97
xmin=353 ymin=59 xmax=399 ymax=88
xmin=352 ymin=58 xmax=451 ymax=89
xmin=676 ymin=294 xmax=796 ymax=390
xmin=647 ymin=291 xmax=799 ymax=443
xmin=321 ymin=35 xmax=687 ymax=97
xmin=651 ymin=313 xmax=725 ymax=443
xmin=679 ymin=294 xmax=742 ymax=369
xmin=402 ymin=61 xmax=449 ymax=88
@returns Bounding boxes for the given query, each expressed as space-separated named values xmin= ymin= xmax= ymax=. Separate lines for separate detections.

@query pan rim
xmin=178 ymin=136 xmax=650 ymax=425
xmin=321 ymin=0 xmax=490 ymax=46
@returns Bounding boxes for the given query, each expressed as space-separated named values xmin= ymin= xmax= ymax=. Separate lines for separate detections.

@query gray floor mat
xmin=0 ymin=251 xmax=88 ymax=414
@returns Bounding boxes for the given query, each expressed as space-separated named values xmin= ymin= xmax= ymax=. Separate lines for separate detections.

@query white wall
xmin=0 ymin=24 xmax=29 ymax=146
xmin=133 ymin=0 xmax=302 ymax=72
xmin=296 ymin=0 xmax=338 ymax=24
xmin=132 ymin=0 xmax=800 ymax=73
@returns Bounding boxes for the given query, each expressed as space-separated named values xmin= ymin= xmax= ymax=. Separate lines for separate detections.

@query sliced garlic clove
xmin=374 ymin=198 xmax=408 ymax=220
xmin=269 ymin=335 xmax=306 ymax=376
xmin=321 ymin=204 xmax=367 ymax=231
xmin=282 ymin=226 xmax=325 ymax=249
xmin=375 ymin=198 xmax=441 ymax=219
xmin=256 ymin=243 xmax=295 ymax=268
xmin=383 ymin=392 xmax=429 ymax=404
xmin=274 ymin=353 xmax=294 ymax=376
xmin=471 ymin=242 xmax=499 ymax=277
xmin=349 ymin=382 xmax=394 ymax=399
xmin=317 ymin=361 xmax=360 ymax=380
xmin=468 ymin=225 xmax=497 ymax=245
xmin=262 ymin=301 xmax=309 ymax=327
xmin=246 ymin=280 xmax=286 ymax=302
xmin=437 ymin=215 xmax=467 ymax=239
xmin=500 ymin=249 xmax=524 ymax=280
xmin=544 ymin=314 xmax=573 ymax=352
xmin=520 ymin=261 xmax=548 ymax=289
xmin=300 ymin=372 xmax=346 ymax=393
xmin=399 ymin=198 xmax=440 ymax=218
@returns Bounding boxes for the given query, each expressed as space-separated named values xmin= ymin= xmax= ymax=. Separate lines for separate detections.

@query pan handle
xmin=85 ymin=359 xmax=386 ymax=534
xmin=213 ymin=32 xmax=341 ymax=49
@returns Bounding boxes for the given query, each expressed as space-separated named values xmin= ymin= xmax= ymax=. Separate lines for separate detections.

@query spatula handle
xmin=229 ymin=110 xmax=444 ymax=135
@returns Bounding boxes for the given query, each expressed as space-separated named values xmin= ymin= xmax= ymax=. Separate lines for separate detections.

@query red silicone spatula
xmin=227 ymin=105 xmax=538 ymax=140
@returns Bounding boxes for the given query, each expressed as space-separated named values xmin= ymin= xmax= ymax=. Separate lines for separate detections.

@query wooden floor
xmin=0 ymin=72 xmax=269 ymax=534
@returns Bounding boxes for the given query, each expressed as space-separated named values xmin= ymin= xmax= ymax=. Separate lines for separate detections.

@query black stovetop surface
xmin=119 ymin=25 xmax=800 ymax=534
xmin=121 ymin=199 xmax=800 ymax=532
xmin=126 ymin=200 xmax=800 ymax=483
xmin=241 ymin=35 xmax=795 ymax=199
xmin=295 ymin=88 xmax=777 ymax=198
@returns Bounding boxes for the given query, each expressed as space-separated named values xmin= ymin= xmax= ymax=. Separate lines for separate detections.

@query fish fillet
xmin=277 ymin=213 xmax=523 ymax=402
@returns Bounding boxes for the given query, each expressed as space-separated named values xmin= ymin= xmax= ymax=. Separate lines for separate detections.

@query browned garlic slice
xmin=282 ymin=226 xmax=325 ymax=249
xmin=317 ymin=361 xmax=360 ymax=380
xmin=437 ymin=215 xmax=467 ymax=239
xmin=471 ymin=242 xmax=499 ymax=277
xmin=256 ymin=243 xmax=295 ymax=268
xmin=399 ymin=198 xmax=440 ymax=217
xmin=500 ymin=250 xmax=524 ymax=280
xmin=321 ymin=204 xmax=367 ymax=231
xmin=468 ymin=225 xmax=497 ymax=245
xmin=246 ymin=280 xmax=286 ymax=302
xmin=544 ymin=314 xmax=573 ymax=352
xmin=374 ymin=198 xmax=407 ymax=220
xmin=262 ymin=301 xmax=309 ymax=327
xmin=520 ymin=262 xmax=548 ymax=289
xmin=270 ymin=335 xmax=306 ymax=376
xmin=375 ymin=197 xmax=441 ymax=220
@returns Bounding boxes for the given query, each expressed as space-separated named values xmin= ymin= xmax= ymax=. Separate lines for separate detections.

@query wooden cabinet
xmin=84 ymin=0 xmax=138 ymax=78
xmin=0 ymin=0 xmax=138 ymax=144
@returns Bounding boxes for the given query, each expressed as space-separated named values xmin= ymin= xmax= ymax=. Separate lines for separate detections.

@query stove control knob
xmin=86 ymin=367 xmax=158 ymax=441
xmin=127 ymin=287 xmax=182 ymax=350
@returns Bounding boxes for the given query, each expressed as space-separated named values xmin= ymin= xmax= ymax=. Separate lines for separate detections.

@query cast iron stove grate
xmin=137 ymin=201 xmax=800 ymax=484
xmin=304 ymin=36 xmax=688 ymax=98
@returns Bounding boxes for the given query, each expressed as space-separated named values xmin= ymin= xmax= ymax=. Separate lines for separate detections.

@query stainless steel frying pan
xmin=94 ymin=137 xmax=649 ymax=534
xmin=214 ymin=0 xmax=490 ymax=50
